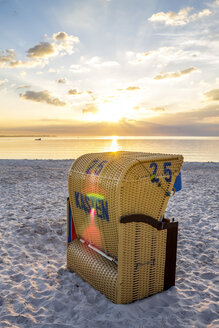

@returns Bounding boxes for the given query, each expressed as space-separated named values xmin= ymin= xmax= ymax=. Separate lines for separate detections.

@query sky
xmin=0 ymin=0 xmax=219 ymax=136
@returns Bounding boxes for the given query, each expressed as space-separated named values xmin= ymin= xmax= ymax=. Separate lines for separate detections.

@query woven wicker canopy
xmin=67 ymin=151 xmax=183 ymax=303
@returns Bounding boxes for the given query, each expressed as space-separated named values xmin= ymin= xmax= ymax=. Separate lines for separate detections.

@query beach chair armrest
xmin=120 ymin=214 xmax=177 ymax=231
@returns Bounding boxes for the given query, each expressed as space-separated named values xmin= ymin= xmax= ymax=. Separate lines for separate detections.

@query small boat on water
xmin=35 ymin=138 xmax=41 ymax=141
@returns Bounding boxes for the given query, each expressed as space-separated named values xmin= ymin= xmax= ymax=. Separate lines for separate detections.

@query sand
xmin=0 ymin=160 xmax=218 ymax=328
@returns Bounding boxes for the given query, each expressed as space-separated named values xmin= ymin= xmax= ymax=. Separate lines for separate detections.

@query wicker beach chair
xmin=67 ymin=151 xmax=183 ymax=304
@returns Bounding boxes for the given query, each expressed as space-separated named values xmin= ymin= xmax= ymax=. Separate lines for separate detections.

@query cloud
xmin=0 ymin=50 xmax=44 ymax=69
xmin=204 ymin=89 xmax=219 ymax=101
xmin=148 ymin=7 xmax=211 ymax=26
xmin=127 ymin=47 xmax=198 ymax=66
xmin=127 ymin=51 xmax=153 ymax=58
xmin=53 ymin=32 xmax=67 ymax=41
xmin=52 ymin=31 xmax=79 ymax=43
xmin=126 ymin=86 xmax=140 ymax=91
xmin=53 ymin=32 xmax=68 ymax=40
xmin=159 ymin=104 xmax=219 ymax=127
xmin=19 ymin=90 xmax=66 ymax=106
xmin=69 ymin=56 xmax=119 ymax=73
xmin=2 ymin=104 xmax=218 ymax=137
xmin=57 ymin=78 xmax=66 ymax=84
xmin=0 ymin=49 xmax=15 ymax=67
xmin=82 ymin=103 xmax=99 ymax=114
xmin=17 ymin=85 xmax=31 ymax=89
xmin=52 ymin=32 xmax=80 ymax=56
xmin=83 ymin=56 xmax=119 ymax=68
xmin=127 ymin=50 xmax=155 ymax=64
xmin=27 ymin=42 xmax=55 ymax=58
xmin=9 ymin=59 xmax=42 ymax=68
xmin=1 ymin=31 xmax=80 ymax=69
xmin=20 ymin=72 xmax=26 ymax=77
xmin=0 ymin=79 xmax=8 ymax=87
xmin=102 ymin=98 xmax=111 ymax=103
xmin=70 ymin=64 xmax=90 ymax=73
xmin=150 ymin=107 xmax=166 ymax=112
xmin=48 ymin=68 xmax=56 ymax=73
xmin=154 ymin=67 xmax=197 ymax=80
xmin=68 ymin=89 xmax=83 ymax=95
xmin=134 ymin=104 xmax=166 ymax=112
xmin=117 ymin=86 xmax=140 ymax=92
xmin=27 ymin=32 xmax=79 ymax=59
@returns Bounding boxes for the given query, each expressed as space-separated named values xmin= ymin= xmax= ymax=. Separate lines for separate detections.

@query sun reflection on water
xmin=111 ymin=136 xmax=119 ymax=152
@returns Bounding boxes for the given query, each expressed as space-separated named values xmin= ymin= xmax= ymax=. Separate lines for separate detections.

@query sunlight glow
xmin=93 ymin=97 xmax=134 ymax=122
xmin=110 ymin=136 xmax=119 ymax=152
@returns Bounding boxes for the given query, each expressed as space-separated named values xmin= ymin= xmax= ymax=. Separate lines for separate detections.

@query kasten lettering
xmin=74 ymin=191 xmax=110 ymax=222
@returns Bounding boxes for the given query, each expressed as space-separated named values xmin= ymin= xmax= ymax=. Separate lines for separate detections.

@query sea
xmin=0 ymin=136 xmax=218 ymax=162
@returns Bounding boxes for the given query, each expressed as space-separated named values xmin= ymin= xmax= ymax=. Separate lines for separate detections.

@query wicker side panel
xmin=67 ymin=239 xmax=118 ymax=303
xmin=117 ymin=222 xmax=167 ymax=304
xmin=119 ymin=156 xmax=183 ymax=221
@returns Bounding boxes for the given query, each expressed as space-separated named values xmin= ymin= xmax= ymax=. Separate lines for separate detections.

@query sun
xmin=93 ymin=97 xmax=134 ymax=122
xmin=83 ymin=94 xmax=161 ymax=124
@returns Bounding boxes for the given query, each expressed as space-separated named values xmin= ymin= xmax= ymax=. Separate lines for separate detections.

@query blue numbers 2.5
xmin=150 ymin=162 xmax=159 ymax=183
xmin=149 ymin=162 xmax=172 ymax=183
xmin=163 ymin=162 xmax=172 ymax=182
xmin=86 ymin=159 xmax=108 ymax=175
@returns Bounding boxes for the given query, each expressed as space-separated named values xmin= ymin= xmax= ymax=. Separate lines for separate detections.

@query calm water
xmin=0 ymin=136 xmax=218 ymax=162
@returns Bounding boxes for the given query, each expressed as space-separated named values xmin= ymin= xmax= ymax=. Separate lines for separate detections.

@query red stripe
xmin=71 ymin=216 xmax=77 ymax=241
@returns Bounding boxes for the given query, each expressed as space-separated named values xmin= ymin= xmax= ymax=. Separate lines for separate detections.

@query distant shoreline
xmin=0 ymin=135 xmax=55 ymax=138
xmin=0 ymin=135 xmax=218 ymax=138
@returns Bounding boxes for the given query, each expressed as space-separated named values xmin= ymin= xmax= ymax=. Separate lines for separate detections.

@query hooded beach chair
xmin=67 ymin=151 xmax=183 ymax=304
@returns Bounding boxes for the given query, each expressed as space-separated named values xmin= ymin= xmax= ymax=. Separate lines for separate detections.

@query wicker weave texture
xmin=67 ymin=222 xmax=167 ymax=304
xmin=67 ymin=239 xmax=118 ymax=302
xmin=117 ymin=222 xmax=167 ymax=303
xmin=67 ymin=151 xmax=183 ymax=304
xmin=68 ymin=151 xmax=183 ymax=258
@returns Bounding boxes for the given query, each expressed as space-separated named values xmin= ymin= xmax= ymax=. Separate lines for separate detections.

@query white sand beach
xmin=0 ymin=160 xmax=218 ymax=328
